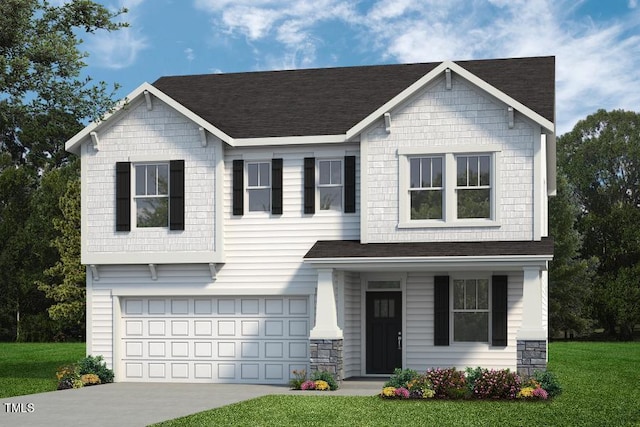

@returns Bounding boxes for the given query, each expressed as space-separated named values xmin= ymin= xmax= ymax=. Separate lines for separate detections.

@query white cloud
xmin=85 ymin=0 xmax=149 ymax=70
xmin=184 ymin=47 xmax=195 ymax=62
xmin=193 ymin=0 xmax=640 ymax=132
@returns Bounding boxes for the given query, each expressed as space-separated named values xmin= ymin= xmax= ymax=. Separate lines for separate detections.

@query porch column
xmin=517 ymin=267 xmax=546 ymax=340
xmin=517 ymin=267 xmax=548 ymax=376
xmin=310 ymin=268 xmax=343 ymax=339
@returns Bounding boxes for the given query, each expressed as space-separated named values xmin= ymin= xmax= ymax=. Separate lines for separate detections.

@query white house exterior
xmin=65 ymin=57 xmax=555 ymax=383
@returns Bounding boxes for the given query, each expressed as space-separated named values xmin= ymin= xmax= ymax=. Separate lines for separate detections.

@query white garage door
xmin=119 ymin=296 xmax=310 ymax=383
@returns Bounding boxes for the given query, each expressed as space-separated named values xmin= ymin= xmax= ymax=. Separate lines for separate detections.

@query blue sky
xmin=72 ymin=0 xmax=640 ymax=135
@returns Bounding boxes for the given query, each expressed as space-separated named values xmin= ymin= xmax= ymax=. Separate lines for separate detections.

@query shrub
xmin=310 ymin=370 xmax=338 ymax=390
xmin=314 ymin=380 xmax=330 ymax=391
xmin=407 ymin=374 xmax=434 ymax=399
xmin=471 ymin=369 xmax=520 ymax=400
xmin=425 ymin=368 xmax=467 ymax=399
xmin=56 ymin=364 xmax=81 ymax=390
xmin=77 ymin=355 xmax=114 ymax=384
xmin=384 ymin=368 xmax=419 ymax=389
xmin=394 ymin=387 xmax=410 ymax=398
xmin=301 ymin=380 xmax=315 ymax=390
xmin=289 ymin=369 xmax=307 ymax=390
xmin=533 ymin=370 xmax=562 ymax=398
xmin=81 ymin=373 xmax=101 ymax=386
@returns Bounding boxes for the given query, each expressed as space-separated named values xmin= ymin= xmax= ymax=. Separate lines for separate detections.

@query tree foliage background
xmin=552 ymin=109 xmax=640 ymax=340
xmin=0 ymin=0 xmax=125 ymax=341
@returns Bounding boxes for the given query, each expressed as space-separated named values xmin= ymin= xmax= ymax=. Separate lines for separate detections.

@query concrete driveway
xmin=1 ymin=380 xmax=384 ymax=427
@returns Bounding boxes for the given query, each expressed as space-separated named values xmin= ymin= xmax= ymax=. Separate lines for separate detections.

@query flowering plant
xmin=289 ymin=369 xmax=307 ymax=390
xmin=470 ymin=369 xmax=521 ymax=400
xmin=314 ymin=380 xmax=330 ymax=391
xmin=381 ymin=387 xmax=396 ymax=397
xmin=426 ymin=367 xmax=467 ymax=399
xmin=301 ymin=380 xmax=315 ymax=390
xmin=394 ymin=387 xmax=410 ymax=398
xmin=81 ymin=373 xmax=101 ymax=386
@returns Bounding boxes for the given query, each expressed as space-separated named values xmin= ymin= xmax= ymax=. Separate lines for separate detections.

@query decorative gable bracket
xmin=445 ymin=68 xmax=452 ymax=90
xmin=384 ymin=112 xmax=391 ymax=133
xmin=508 ymin=106 xmax=515 ymax=129
xmin=199 ymin=127 xmax=208 ymax=147
xmin=89 ymin=132 xmax=99 ymax=151
xmin=144 ymin=90 xmax=153 ymax=111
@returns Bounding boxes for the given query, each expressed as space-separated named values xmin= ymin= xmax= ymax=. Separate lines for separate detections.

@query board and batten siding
xmin=216 ymin=145 xmax=361 ymax=291
xmin=363 ymin=74 xmax=540 ymax=243
xmin=81 ymin=97 xmax=218 ymax=260
xmin=342 ymin=271 xmax=362 ymax=378
xmin=404 ymin=271 xmax=523 ymax=371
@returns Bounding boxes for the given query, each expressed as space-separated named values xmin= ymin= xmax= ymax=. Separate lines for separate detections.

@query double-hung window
xmin=247 ymin=162 xmax=271 ymax=212
xmin=399 ymin=148 xmax=498 ymax=227
xmin=409 ymin=157 xmax=443 ymax=220
xmin=318 ymin=159 xmax=342 ymax=211
xmin=456 ymin=155 xmax=491 ymax=219
xmin=135 ymin=164 xmax=169 ymax=228
xmin=452 ymin=278 xmax=489 ymax=342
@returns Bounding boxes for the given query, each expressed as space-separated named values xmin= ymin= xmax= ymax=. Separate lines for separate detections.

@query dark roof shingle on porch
xmin=304 ymin=238 xmax=554 ymax=259
xmin=153 ymin=56 xmax=555 ymax=139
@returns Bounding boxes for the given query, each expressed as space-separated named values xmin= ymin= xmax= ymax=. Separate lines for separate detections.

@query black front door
xmin=366 ymin=291 xmax=402 ymax=374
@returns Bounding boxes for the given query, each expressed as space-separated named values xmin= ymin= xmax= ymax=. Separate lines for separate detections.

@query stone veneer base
xmin=517 ymin=340 xmax=547 ymax=376
xmin=309 ymin=339 xmax=343 ymax=383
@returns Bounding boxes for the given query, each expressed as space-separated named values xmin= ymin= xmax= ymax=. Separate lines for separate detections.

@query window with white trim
xmin=247 ymin=162 xmax=270 ymax=212
xmin=456 ymin=155 xmax=491 ymax=219
xmin=452 ymin=278 xmax=489 ymax=342
xmin=134 ymin=163 xmax=169 ymax=228
xmin=318 ymin=159 xmax=342 ymax=211
xmin=398 ymin=148 xmax=498 ymax=227
xmin=410 ymin=157 xmax=443 ymax=220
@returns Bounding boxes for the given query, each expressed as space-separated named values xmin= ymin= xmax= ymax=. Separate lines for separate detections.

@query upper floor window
xmin=452 ymin=278 xmax=489 ymax=342
xmin=456 ymin=155 xmax=491 ymax=219
xmin=409 ymin=157 xmax=443 ymax=220
xmin=398 ymin=148 xmax=498 ymax=228
xmin=135 ymin=164 xmax=169 ymax=228
xmin=247 ymin=162 xmax=271 ymax=212
xmin=115 ymin=160 xmax=184 ymax=232
xmin=318 ymin=159 xmax=342 ymax=211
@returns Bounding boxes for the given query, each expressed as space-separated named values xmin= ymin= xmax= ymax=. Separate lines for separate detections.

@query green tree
xmin=548 ymin=173 xmax=595 ymax=338
xmin=558 ymin=109 xmax=640 ymax=339
xmin=37 ymin=165 xmax=85 ymax=339
xmin=0 ymin=0 xmax=127 ymax=340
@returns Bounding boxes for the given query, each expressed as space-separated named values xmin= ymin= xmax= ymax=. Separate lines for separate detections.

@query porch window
xmin=452 ymin=278 xmax=489 ymax=342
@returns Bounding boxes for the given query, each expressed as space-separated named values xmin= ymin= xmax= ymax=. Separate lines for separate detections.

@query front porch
xmin=303 ymin=239 xmax=554 ymax=380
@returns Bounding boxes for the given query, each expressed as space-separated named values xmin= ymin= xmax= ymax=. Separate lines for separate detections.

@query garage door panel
xmin=120 ymin=296 xmax=310 ymax=383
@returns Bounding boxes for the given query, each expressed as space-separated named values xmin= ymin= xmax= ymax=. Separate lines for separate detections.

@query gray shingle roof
xmin=153 ymin=56 xmax=555 ymax=139
xmin=304 ymin=238 xmax=554 ymax=259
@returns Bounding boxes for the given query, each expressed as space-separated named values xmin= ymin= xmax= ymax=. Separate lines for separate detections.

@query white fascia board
xmin=81 ymin=250 xmax=224 ymax=265
xmin=65 ymin=82 xmax=234 ymax=154
xmin=346 ymin=60 xmax=555 ymax=141
xmin=346 ymin=62 xmax=450 ymax=140
xmin=110 ymin=286 xmax=316 ymax=297
xmin=304 ymin=254 xmax=552 ymax=271
xmin=233 ymin=134 xmax=348 ymax=147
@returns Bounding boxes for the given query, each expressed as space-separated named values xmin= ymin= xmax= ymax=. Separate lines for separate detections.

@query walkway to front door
xmin=366 ymin=291 xmax=402 ymax=374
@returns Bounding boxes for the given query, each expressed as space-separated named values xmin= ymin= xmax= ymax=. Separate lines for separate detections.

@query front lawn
xmin=0 ymin=342 xmax=85 ymax=398
xmin=154 ymin=342 xmax=640 ymax=426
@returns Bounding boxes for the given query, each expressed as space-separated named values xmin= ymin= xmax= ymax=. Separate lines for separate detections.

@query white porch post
xmin=310 ymin=268 xmax=343 ymax=339
xmin=517 ymin=267 xmax=547 ymax=340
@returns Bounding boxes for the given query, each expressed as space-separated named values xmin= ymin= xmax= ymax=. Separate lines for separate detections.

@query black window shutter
xmin=169 ymin=160 xmax=185 ymax=230
xmin=232 ymin=159 xmax=244 ymax=216
xmin=115 ymin=162 xmax=131 ymax=232
xmin=434 ymin=275 xmax=450 ymax=346
xmin=304 ymin=157 xmax=315 ymax=214
xmin=344 ymin=155 xmax=356 ymax=213
xmin=272 ymin=158 xmax=283 ymax=215
xmin=492 ymin=275 xmax=508 ymax=347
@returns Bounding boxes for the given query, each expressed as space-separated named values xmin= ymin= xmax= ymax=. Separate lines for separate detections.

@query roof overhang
xmin=65 ymin=82 xmax=234 ymax=154
xmin=303 ymin=239 xmax=554 ymax=272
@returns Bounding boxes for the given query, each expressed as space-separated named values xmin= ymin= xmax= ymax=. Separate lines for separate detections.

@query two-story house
xmin=65 ymin=56 xmax=555 ymax=383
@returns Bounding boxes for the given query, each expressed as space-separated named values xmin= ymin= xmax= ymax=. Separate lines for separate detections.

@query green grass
xmin=154 ymin=342 xmax=640 ymax=427
xmin=0 ymin=342 xmax=85 ymax=398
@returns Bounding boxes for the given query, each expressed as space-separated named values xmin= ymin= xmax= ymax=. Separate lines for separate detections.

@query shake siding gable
xmin=82 ymin=98 xmax=217 ymax=260
xmin=363 ymin=74 xmax=536 ymax=243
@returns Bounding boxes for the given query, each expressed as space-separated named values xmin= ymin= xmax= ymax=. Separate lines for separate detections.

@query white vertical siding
xmin=342 ymin=271 xmax=362 ymax=378
xmin=404 ymin=271 xmax=523 ymax=372
xmin=363 ymin=75 xmax=538 ymax=243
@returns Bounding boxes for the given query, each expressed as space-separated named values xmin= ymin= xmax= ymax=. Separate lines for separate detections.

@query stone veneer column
xmin=309 ymin=339 xmax=344 ymax=382
xmin=517 ymin=340 xmax=547 ymax=377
